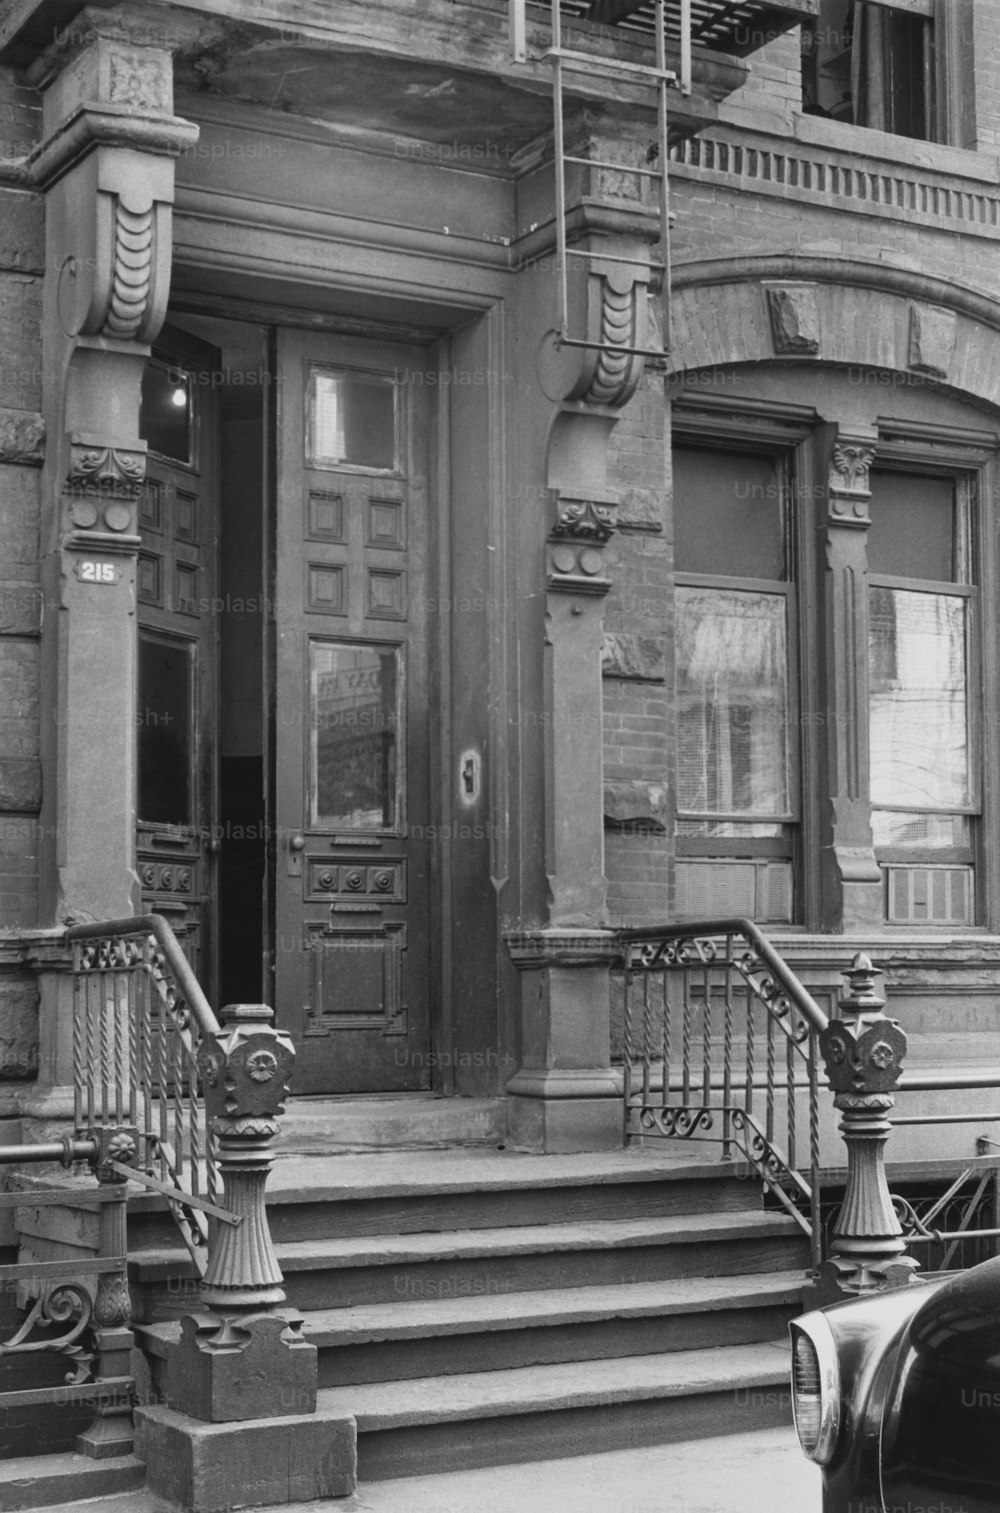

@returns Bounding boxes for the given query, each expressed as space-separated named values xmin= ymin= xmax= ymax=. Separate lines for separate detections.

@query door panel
xmin=273 ymin=331 xmax=434 ymax=1094
xmin=137 ymin=326 xmax=220 ymax=994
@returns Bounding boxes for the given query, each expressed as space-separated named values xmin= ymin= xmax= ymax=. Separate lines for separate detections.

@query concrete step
xmin=125 ymin=1145 xmax=761 ymax=1248
xmin=0 ymin=1452 xmax=146 ymax=1512
xmin=138 ymin=1269 xmax=805 ymax=1386
xmin=317 ymin=1341 xmax=794 ymax=1479
xmin=310 ymin=1270 xmax=804 ymax=1382
xmin=130 ymin=1209 xmax=809 ymax=1317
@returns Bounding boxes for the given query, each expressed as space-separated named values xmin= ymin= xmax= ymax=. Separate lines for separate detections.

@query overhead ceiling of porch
xmin=173 ymin=43 xmax=557 ymax=159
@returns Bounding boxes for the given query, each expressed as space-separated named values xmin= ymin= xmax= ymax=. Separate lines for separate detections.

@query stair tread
xmin=298 ymin=1270 xmax=805 ymax=1342
xmin=138 ymin=1270 xmax=803 ymax=1349
xmin=316 ymin=1341 xmax=792 ymax=1427
xmin=126 ymin=1145 xmax=740 ymax=1211
xmin=129 ymin=1208 xmax=806 ymax=1277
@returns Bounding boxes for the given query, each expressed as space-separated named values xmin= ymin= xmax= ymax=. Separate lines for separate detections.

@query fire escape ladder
xmin=509 ymin=0 xmax=693 ymax=362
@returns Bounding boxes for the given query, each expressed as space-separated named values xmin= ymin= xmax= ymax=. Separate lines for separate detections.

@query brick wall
xmin=602 ymin=370 xmax=673 ymax=926
xmin=600 ymin=0 xmax=1000 ymax=932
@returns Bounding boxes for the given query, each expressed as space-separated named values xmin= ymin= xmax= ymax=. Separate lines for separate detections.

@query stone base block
xmin=506 ymin=1094 xmax=622 ymax=1152
xmin=134 ymin=1401 xmax=357 ymax=1511
xmin=165 ymin=1310 xmax=318 ymax=1422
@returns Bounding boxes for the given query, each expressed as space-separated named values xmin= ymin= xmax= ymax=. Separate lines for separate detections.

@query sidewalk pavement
xmin=322 ymin=1427 xmax=821 ymax=1513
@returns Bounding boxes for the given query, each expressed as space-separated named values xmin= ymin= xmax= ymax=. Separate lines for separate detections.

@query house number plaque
xmin=75 ymin=560 xmax=120 ymax=584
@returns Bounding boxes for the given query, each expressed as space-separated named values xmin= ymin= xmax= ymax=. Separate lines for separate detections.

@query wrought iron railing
xmin=618 ymin=918 xmax=829 ymax=1274
xmin=67 ymin=915 xmax=230 ymax=1276
xmin=0 ymin=1131 xmax=137 ymax=1458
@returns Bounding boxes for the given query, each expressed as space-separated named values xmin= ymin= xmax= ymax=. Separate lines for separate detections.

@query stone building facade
xmin=0 ymin=0 xmax=997 ymax=1157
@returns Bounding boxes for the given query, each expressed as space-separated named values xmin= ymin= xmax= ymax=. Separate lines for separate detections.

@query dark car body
xmin=791 ymin=1258 xmax=1000 ymax=1512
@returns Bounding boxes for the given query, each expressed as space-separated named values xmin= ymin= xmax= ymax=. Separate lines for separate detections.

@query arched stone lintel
xmin=667 ymin=257 xmax=1000 ymax=413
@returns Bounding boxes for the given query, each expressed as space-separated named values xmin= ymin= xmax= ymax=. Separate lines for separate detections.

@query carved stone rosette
xmin=818 ymin=956 xmax=918 ymax=1298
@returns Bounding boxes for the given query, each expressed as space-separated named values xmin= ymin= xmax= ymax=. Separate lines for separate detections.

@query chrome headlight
xmin=790 ymin=1315 xmax=841 ymax=1466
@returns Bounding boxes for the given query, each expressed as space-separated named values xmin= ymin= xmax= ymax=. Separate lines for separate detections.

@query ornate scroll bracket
xmin=539 ymin=261 xmax=651 ymax=412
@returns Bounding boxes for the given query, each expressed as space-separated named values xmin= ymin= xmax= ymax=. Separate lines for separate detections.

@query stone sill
xmin=716 ymin=99 xmax=1000 ymax=184
xmin=766 ymin=932 xmax=1000 ymax=976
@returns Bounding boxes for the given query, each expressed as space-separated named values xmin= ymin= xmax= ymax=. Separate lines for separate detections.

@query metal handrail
xmin=617 ymin=917 xmax=827 ymax=1274
xmin=65 ymin=913 xmax=221 ymax=1272
xmin=65 ymin=914 xmax=220 ymax=1039
xmin=616 ymin=916 xmax=829 ymax=1033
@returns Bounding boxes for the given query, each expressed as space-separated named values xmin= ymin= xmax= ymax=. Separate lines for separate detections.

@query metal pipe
xmin=0 ymin=1139 xmax=96 ymax=1164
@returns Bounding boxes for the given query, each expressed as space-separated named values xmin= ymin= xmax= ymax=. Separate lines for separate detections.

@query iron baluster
xmin=721 ymin=936 xmax=734 ymax=1161
xmin=744 ymin=977 xmax=755 ymax=1125
xmin=682 ymin=966 xmax=692 ymax=1106
xmin=622 ymin=950 xmax=635 ymax=1136
xmin=701 ymin=960 xmax=712 ymax=1111
xmin=765 ymin=987 xmax=776 ymax=1150
xmin=786 ymin=1027 xmax=796 ymax=1176
xmin=641 ymin=970 xmax=652 ymax=1108
xmin=660 ymin=968 xmax=670 ymax=1111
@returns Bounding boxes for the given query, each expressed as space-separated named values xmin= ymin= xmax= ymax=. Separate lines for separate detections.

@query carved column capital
xmin=827 ymin=427 xmax=878 ymax=527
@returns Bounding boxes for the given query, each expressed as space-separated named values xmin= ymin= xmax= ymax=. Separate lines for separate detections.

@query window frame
xmin=670 ymin=400 xmax=998 ymax=932
xmin=800 ymin=0 xmax=972 ymax=149
xmin=865 ymin=433 xmax=995 ymax=927
xmin=670 ymin=404 xmax=817 ymax=926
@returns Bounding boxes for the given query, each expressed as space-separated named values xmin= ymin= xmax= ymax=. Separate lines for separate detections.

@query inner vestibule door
xmin=272 ymin=331 xmax=435 ymax=1093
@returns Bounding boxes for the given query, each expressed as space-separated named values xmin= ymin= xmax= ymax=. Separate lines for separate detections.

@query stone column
xmin=506 ymin=215 xmax=655 ymax=1152
xmin=818 ymin=954 xmax=919 ymax=1299
xmin=818 ymin=424 xmax=884 ymax=931
xmin=22 ymin=15 xmax=196 ymax=1118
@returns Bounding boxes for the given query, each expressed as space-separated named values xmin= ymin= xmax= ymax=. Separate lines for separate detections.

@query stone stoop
xmin=129 ymin=1145 xmax=810 ymax=1491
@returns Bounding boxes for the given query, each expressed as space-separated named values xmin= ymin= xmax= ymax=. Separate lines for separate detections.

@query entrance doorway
xmin=141 ymin=313 xmax=440 ymax=1094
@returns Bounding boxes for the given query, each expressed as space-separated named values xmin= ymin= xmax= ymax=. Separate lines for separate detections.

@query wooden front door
xmin=272 ymin=331 xmax=434 ymax=1093
xmin=136 ymin=325 xmax=220 ymax=994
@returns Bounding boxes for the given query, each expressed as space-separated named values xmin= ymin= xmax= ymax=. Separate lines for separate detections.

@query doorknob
xmin=287 ymin=832 xmax=305 ymax=877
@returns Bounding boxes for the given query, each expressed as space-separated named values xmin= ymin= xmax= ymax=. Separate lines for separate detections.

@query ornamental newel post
xmin=77 ymin=1127 xmax=139 ymax=1459
xmin=166 ymin=1005 xmax=318 ymax=1422
xmin=817 ymin=955 xmax=919 ymax=1299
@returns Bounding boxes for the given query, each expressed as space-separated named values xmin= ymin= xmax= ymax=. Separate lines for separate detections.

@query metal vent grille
xmin=885 ymin=865 xmax=974 ymax=926
xmin=676 ymin=859 xmax=793 ymax=923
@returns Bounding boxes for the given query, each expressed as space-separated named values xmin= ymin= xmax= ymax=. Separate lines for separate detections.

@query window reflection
xmin=307 ymin=369 xmax=397 ymax=472
xmin=676 ymin=588 xmax=791 ymax=821
xmin=869 ymin=587 xmax=971 ymax=813
xmin=309 ymin=642 xmax=400 ymax=829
